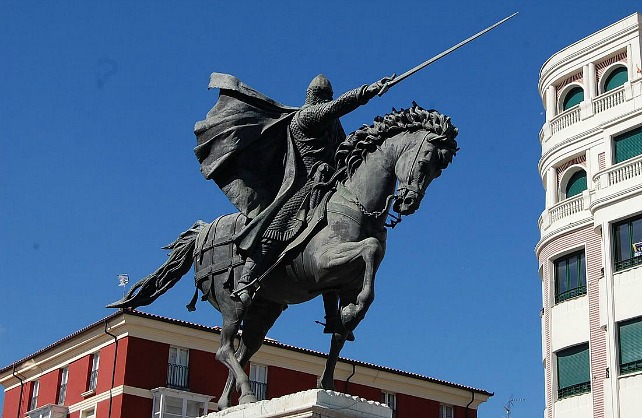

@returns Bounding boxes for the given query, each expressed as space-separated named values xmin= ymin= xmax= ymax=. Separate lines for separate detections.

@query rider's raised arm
xmin=296 ymin=78 xmax=390 ymax=135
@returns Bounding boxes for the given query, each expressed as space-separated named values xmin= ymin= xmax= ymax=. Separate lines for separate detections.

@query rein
xmin=351 ymin=192 xmax=403 ymax=229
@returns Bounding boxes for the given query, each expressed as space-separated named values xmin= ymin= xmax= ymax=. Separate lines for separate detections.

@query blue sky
xmin=1 ymin=1 xmax=640 ymax=417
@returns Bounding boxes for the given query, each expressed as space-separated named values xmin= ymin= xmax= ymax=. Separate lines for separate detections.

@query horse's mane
xmin=335 ymin=102 xmax=459 ymax=178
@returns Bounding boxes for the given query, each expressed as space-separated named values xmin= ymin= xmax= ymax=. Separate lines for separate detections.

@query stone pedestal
xmin=205 ymin=389 xmax=392 ymax=418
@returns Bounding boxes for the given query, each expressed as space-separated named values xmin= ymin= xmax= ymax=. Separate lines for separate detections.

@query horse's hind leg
xmin=215 ymin=317 xmax=256 ymax=406
xmin=217 ymin=299 xmax=285 ymax=408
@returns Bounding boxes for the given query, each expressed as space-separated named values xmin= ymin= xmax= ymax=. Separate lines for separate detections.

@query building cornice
xmin=535 ymin=218 xmax=593 ymax=258
xmin=538 ymin=13 xmax=640 ymax=94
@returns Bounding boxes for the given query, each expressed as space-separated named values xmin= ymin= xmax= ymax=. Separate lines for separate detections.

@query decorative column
xmin=546 ymin=85 xmax=556 ymax=122
xmin=546 ymin=166 xmax=557 ymax=208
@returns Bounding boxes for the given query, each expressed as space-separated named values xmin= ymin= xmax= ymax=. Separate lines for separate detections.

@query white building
xmin=536 ymin=12 xmax=642 ymax=418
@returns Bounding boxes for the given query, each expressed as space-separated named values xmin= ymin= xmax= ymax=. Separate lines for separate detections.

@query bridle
xmin=354 ymin=132 xmax=441 ymax=229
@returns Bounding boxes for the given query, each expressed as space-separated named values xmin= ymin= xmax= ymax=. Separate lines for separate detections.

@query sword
xmin=379 ymin=12 xmax=518 ymax=95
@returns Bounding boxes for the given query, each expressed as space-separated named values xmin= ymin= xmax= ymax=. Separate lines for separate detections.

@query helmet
xmin=305 ymin=74 xmax=333 ymax=105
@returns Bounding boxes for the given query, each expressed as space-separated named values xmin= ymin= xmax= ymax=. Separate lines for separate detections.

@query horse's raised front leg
xmin=316 ymin=237 xmax=383 ymax=390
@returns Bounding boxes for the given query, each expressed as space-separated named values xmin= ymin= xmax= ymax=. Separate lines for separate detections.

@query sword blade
xmin=385 ymin=12 xmax=518 ymax=90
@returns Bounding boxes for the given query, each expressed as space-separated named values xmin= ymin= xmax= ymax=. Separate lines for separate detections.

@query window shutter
xmin=604 ymin=67 xmax=628 ymax=92
xmin=619 ymin=318 xmax=642 ymax=369
xmin=614 ymin=127 xmax=642 ymax=163
xmin=565 ymin=171 xmax=587 ymax=198
xmin=557 ymin=344 xmax=590 ymax=389
xmin=563 ymin=87 xmax=584 ymax=110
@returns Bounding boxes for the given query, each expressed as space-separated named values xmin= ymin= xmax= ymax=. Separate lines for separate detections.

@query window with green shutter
xmin=614 ymin=127 xmax=642 ymax=164
xmin=557 ymin=343 xmax=591 ymax=399
xmin=604 ymin=66 xmax=628 ymax=92
xmin=565 ymin=170 xmax=587 ymax=198
xmin=619 ymin=317 xmax=642 ymax=375
xmin=613 ymin=214 xmax=642 ymax=271
xmin=555 ymin=251 xmax=587 ymax=303
xmin=562 ymin=87 xmax=584 ymax=111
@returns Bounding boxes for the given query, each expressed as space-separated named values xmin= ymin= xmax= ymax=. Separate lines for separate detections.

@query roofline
xmin=1 ymin=309 xmax=493 ymax=397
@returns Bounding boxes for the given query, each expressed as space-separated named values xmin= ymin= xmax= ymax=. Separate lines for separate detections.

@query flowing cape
xmin=194 ymin=73 xmax=301 ymax=253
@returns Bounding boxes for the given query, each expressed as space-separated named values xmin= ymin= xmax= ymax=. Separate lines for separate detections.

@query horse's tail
xmin=106 ymin=220 xmax=208 ymax=310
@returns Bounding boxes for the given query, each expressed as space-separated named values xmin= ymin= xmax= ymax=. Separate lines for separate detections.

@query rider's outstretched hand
xmin=365 ymin=74 xmax=396 ymax=99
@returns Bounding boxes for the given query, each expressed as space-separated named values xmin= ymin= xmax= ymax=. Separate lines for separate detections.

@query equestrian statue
xmin=107 ymin=14 xmax=517 ymax=409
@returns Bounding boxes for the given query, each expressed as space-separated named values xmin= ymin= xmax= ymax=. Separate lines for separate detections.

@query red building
xmin=0 ymin=310 xmax=491 ymax=418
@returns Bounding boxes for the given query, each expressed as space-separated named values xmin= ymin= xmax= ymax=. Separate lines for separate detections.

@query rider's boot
xmin=322 ymin=292 xmax=355 ymax=341
xmin=231 ymin=259 xmax=259 ymax=309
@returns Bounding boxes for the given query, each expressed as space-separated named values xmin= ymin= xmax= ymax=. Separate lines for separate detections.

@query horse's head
xmin=335 ymin=103 xmax=458 ymax=218
xmin=392 ymin=107 xmax=458 ymax=215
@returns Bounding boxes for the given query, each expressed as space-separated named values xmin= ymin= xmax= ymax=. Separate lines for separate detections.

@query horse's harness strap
xmin=195 ymin=260 xmax=245 ymax=282
xmin=327 ymin=201 xmax=363 ymax=226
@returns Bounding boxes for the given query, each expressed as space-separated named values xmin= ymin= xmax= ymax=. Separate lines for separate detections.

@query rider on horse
xmin=194 ymin=73 xmax=392 ymax=314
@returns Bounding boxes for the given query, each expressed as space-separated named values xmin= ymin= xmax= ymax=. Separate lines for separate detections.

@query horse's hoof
xmin=217 ymin=400 xmax=229 ymax=411
xmin=239 ymin=393 xmax=258 ymax=404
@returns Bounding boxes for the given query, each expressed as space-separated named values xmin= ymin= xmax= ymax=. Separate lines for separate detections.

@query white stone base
xmin=205 ymin=389 xmax=392 ymax=418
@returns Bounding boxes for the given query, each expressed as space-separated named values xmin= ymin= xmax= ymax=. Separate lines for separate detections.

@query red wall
xmin=266 ymin=366 xmax=317 ymax=398
xmin=123 ymin=336 xmax=168 ymax=389
xmin=396 ymin=393 xmax=440 ymax=417
xmin=37 ymin=368 xmax=60 ymax=407
xmin=1 ymin=383 xmax=25 ymax=418
xmin=66 ymin=353 xmax=91 ymax=405
xmin=120 ymin=393 xmax=150 ymax=418
xmin=188 ymin=347 xmax=226 ymax=396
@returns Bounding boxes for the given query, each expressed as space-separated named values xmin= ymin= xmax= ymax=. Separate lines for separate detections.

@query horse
xmin=107 ymin=103 xmax=458 ymax=410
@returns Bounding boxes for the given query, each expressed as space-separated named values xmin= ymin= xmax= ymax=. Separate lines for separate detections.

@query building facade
xmin=536 ymin=13 xmax=642 ymax=418
xmin=0 ymin=310 xmax=491 ymax=418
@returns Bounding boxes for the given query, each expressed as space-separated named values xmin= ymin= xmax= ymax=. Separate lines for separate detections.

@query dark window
xmin=555 ymin=251 xmax=586 ymax=303
xmin=614 ymin=127 xmax=642 ymax=164
xmin=57 ymin=367 xmax=68 ymax=405
xmin=563 ymin=87 xmax=584 ymax=111
xmin=604 ymin=66 xmax=628 ymax=92
xmin=88 ymin=352 xmax=99 ymax=391
xmin=557 ymin=343 xmax=591 ymax=399
xmin=619 ymin=317 xmax=642 ymax=375
xmin=613 ymin=214 xmax=642 ymax=271
xmin=565 ymin=170 xmax=587 ymax=198
xmin=167 ymin=347 xmax=189 ymax=390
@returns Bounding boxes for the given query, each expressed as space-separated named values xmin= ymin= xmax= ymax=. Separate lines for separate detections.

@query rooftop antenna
xmin=504 ymin=395 xmax=524 ymax=418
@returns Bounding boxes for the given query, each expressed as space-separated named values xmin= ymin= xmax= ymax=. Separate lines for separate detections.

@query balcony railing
xmin=592 ymin=86 xmax=625 ymax=114
xmin=167 ymin=363 xmax=189 ymax=390
xmin=550 ymin=105 xmax=581 ymax=134
xmin=594 ymin=154 xmax=642 ymax=190
xmin=250 ymin=380 xmax=267 ymax=401
xmin=88 ymin=370 xmax=98 ymax=391
xmin=558 ymin=381 xmax=590 ymax=399
xmin=549 ymin=194 xmax=584 ymax=224
xmin=57 ymin=383 xmax=67 ymax=405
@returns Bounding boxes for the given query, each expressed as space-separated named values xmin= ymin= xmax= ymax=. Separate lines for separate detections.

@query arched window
xmin=604 ymin=66 xmax=628 ymax=92
xmin=565 ymin=170 xmax=587 ymax=198
xmin=562 ymin=87 xmax=584 ymax=111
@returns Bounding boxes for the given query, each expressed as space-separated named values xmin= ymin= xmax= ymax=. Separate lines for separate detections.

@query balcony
xmin=549 ymin=194 xmax=584 ymax=224
xmin=592 ymin=85 xmax=625 ymax=114
xmin=594 ymin=154 xmax=642 ymax=190
xmin=550 ymin=105 xmax=581 ymax=135
xmin=250 ymin=380 xmax=267 ymax=401
xmin=167 ymin=363 xmax=189 ymax=390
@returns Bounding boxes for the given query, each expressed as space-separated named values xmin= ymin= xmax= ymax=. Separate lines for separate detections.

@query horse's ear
xmin=412 ymin=100 xmax=418 ymax=108
xmin=392 ymin=107 xmax=397 ymax=113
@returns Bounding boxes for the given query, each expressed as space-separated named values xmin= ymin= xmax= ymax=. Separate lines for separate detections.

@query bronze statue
xmin=104 ymin=13 xmax=524 ymax=409
xmin=108 ymin=74 xmax=458 ymax=407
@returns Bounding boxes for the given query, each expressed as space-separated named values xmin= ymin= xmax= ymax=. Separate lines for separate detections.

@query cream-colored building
xmin=536 ymin=12 xmax=642 ymax=418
